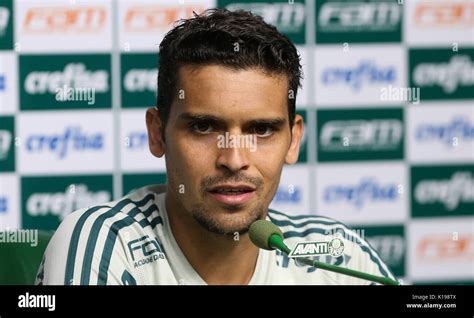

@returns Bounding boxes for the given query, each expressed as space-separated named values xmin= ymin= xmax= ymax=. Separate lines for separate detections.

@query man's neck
xmin=165 ymin=192 xmax=260 ymax=285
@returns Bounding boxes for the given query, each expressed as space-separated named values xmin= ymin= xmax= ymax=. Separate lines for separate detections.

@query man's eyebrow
xmin=177 ymin=112 xmax=224 ymax=124
xmin=177 ymin=112 xmax=287 ymax=127
xmin=245 ymin=118 xmax=287 ymax=128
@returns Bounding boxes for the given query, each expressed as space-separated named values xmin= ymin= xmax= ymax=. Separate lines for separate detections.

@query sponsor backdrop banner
xmin=0 ymin=0 xmax=473 ymax=285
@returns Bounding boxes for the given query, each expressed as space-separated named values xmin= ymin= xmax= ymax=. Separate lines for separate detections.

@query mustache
xmin=201 ymin=173 xmax=264 ymax=191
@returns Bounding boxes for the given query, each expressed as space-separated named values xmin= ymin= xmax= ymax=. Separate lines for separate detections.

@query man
xmin=36 ymin=9 xmax=396 ymax=285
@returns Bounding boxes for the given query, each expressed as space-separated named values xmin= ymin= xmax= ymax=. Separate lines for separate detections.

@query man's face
xmin=147 ymin=65 xmax=303 ymax=235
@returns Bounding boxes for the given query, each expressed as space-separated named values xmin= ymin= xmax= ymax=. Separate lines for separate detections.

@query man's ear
xmin=146 ymin=108 xmax=165 ymax=158
xmin=284 ymin=114 xmax=304 ymax=165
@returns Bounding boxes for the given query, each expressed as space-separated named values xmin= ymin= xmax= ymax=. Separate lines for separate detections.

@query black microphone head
xmin=249 ymin=220 xmax=284 ymax=250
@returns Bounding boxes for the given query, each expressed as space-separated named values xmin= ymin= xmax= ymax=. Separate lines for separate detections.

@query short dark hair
xmin=157 ymin=8 xmax=302 ymax=138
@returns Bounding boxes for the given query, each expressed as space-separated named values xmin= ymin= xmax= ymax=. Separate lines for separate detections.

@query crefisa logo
xmin=413 ymin=55 xmax=474 ymax=94
xmin=322 ymin=60 xmax=396 ymax=91
xmin=415 ymin=171 xmax=474 ymax=211
xmin=415 ymin=117 xmax=474 ymax=147
xmin=324 ymin=177 xmax=399 ymax=209
xmin=26 ymin=183 xmax=110 ymax=221
xmin=26 ymin=126 xmax=104 ymax=159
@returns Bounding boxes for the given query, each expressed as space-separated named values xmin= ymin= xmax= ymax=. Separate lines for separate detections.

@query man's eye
xmin=253 ymin=125 xmax=273 ymax=137
xmin=191 ymin=122 xmax=212 ymax=134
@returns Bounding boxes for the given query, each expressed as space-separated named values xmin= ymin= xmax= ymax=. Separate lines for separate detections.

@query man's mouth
xmin=207 ymin=184 xmax=256 ymax=205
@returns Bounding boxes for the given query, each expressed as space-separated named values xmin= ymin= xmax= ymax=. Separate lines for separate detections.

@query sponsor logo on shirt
xmin=289 ymin=238 xmax=345 ymax=258
xmin=127 ymin=235 xmax=165 ymax=268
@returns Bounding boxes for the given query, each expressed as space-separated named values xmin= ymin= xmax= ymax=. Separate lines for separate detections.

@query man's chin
xmin=193 ymin=214 xmax=260 ymax=236
xmin=190 ymin=200 xmax=265 ymax=236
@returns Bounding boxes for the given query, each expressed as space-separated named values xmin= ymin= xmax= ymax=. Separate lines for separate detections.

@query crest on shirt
xmin=288 ymin=238 xmax=345 ymax=258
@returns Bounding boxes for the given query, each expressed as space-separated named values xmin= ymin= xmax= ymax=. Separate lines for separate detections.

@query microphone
xmin=249 ymin=220 xmax=399 ymax=286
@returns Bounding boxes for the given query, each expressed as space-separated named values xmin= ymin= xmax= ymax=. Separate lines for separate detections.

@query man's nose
xmin=215 ymin=131 xmax=251 ymax=173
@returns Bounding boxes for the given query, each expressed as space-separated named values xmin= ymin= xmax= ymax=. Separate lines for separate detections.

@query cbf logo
xmin=289 ymin=238 xmax=345 ymax=258
xmin=322 ymin=60 xmax=396 ymax=91
xmin=127 ymin=235 xmax=165 ymax=268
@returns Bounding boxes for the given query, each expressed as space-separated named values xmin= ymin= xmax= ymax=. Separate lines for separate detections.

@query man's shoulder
xmin=57 ymin=184 xmax=165 ymax=239
xmin=39 ymin=184 xmax=166 ymax=284
xmin=267 ymin=208 xmax=355 ymax=242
